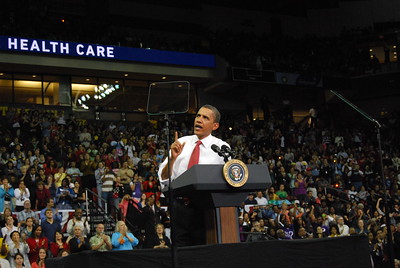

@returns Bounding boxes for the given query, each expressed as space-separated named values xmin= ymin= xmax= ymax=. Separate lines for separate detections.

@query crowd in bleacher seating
xmin=0 ymin=106 xmax=399 ymax=266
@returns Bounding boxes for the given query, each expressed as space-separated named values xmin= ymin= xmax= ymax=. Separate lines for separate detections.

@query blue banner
xmin=0 ymin=36 xmax=215 ymax=68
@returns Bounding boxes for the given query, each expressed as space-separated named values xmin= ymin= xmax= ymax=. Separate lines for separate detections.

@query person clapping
xmin=111 ymin=221 xmax=138 ymax=250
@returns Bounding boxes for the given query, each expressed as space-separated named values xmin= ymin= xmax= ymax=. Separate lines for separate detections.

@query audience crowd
xmin=0 ymin=107 xmax=399 ymax=267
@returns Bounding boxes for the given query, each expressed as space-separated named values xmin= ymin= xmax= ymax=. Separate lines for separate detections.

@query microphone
xmin=221 ymin=145 xmax=235 ymax=158
xmin=212 ymin=144 xmax=229 ymax=162
xmin=211 ymin=144 xmax=224 ymax=157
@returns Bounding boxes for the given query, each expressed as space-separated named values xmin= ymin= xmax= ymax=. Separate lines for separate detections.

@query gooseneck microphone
xmin=211 ymin=144 xmax=230 ymax=162
xmin=221 ymin=145 xmax=236 ymax=158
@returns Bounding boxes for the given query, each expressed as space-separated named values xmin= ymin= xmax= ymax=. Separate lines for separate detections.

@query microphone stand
xmin=330 ymin=90 xmax=394 ymax=268
xmin=163 ymin=114 xmax=179 ymax=268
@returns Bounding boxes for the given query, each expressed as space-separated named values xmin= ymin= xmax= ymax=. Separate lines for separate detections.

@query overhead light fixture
xmin=124 ymin=74 xmax=128 ymax=77
xmin=32 ymin=75 xmax=37 ymax=78
xmin=162 ymin=76 xmax=167 ymax=80
xmin=86 ymin=78 xmax=90 ymax=81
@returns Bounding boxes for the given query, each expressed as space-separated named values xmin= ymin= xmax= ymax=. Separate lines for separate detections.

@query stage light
xmin=101 ymin=93 xmax=106 ymax=98
xmin=78 ymin=99 xmax=82 ymax=105
xmin=115 ymin=85 xmax=120 ymax=89
xmin=99 ymin=86 xmax=104 ymax=91
xmin=94 ymin=95 xmax=98 ymax=99
xmin=81 ymin=96 xmax=86 ymax=102
xmin=85 ymin=94 xmax=90 ymax=99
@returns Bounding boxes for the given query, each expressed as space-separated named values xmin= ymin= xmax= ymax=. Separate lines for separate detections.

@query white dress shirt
xmin=158 ymin=134 xmax=229 ymax=190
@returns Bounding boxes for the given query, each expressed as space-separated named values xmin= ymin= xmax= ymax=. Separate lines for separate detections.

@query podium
xmin=171 ymin=164 xmax=271 ymax=244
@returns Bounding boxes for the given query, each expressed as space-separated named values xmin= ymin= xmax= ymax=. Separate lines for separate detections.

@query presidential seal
xmin=223 ymin=159 xmax=248 ymax=187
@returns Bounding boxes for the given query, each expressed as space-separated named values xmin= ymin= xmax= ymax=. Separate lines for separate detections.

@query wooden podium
xmin=171 ymin=164 xmax=271 ymax=244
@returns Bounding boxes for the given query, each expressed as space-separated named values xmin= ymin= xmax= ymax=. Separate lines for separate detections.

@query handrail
xmin=84 ymin=188 xmax=109 ymax=214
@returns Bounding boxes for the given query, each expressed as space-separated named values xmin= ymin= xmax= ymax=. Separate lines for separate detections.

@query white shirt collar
xmin=192 ymin=134 xmax=214 ymax=149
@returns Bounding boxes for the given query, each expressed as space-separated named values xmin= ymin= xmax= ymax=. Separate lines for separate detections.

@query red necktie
xmin=187 ymin=140 xmax=202 ymax=169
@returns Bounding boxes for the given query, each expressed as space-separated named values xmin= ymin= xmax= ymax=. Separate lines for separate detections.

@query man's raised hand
xmin=170 ymin=131 xmax=185 ymax=160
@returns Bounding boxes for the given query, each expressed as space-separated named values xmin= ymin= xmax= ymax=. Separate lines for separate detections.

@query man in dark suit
xmin=142 ymin=195 xmax=167 ymax=248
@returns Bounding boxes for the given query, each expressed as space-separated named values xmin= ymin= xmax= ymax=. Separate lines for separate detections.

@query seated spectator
xmin=8 ymin=231 xmax=30 ymax=268
xmin=41 ymin=209 xmax=61 ymax=243
xmin=72 ymin=181 xmax=86 ymax=209
xmin=45 ymin=160 xmax=58 ymax=177
xmin=296 ymin=227 xmax=309 ymax=239
xmin=243 ymin=193 xmax=257 ymax=205
xmin=313 ymin=226 xmax=326 ymax=238
xmin=276 ymin=184 xmax=288 ymax=200
xmin=0 ymin=177 xmax=15 ymax=212
xmin=13 ymin=252 xmax=26 ymax=268
xmin=131 ymin=174 xmax=143 ymax=202
xmin=66 ymin=208 xmax=90 ymax=239
xmin=145 ymin=223 xmax=170 ymax=249
xmin=0 ymin=208 xmax=18 ymax=228
xmin=138 ymin=193 xmax=147 ymax=209
xmin=337 ymin=216 xmax=350 ymax=236
xmin=31 ymin=247 xmax=47 ymax=268
xmin=89 ymin=223 xmax=112 ymax=251
xmin=20 ymin=217 xmax=35 ymax=241
xmin=35 ymin=182 xmax=51 ymax=211
xmin=14 ymin=181 xmax=30 ymax=212
xmin=17 ymin=200 xmax=39 ymax=227
xmin=142 ymin=175 xmax=159 ymax=199
xmin=55 ymin=178 xmax=75 ymax=209
xmin=65 ymin=161 xmax=82 ymax=182
xmin=329 ymin=225 xmax=340 ymax=237
xmin=255 ymin=191 xmax=268 ymax=206
xmin=50 ymin=231 xmax=69 ymax=258
xmin=26 ymin=225 xmax=49 ymax=263
xmin=304 ymin=190 xmax=316 ymax=205
xmin=118 ymin=161 xmax=134 ymax=191
xmin=1 ymin=216 xmax=19 ymax=244
xmin=68 ymin=226 xmax=91 ymax=254
xmin=44 ymin=175 xmax=57 ymax=199
xmin=54 ymin=167 xmax=66 ymax=189
xmin=111 ymin=221 xmax=139 ymax=250
xmin=39 ymin=199 xmax=61 ymax=224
